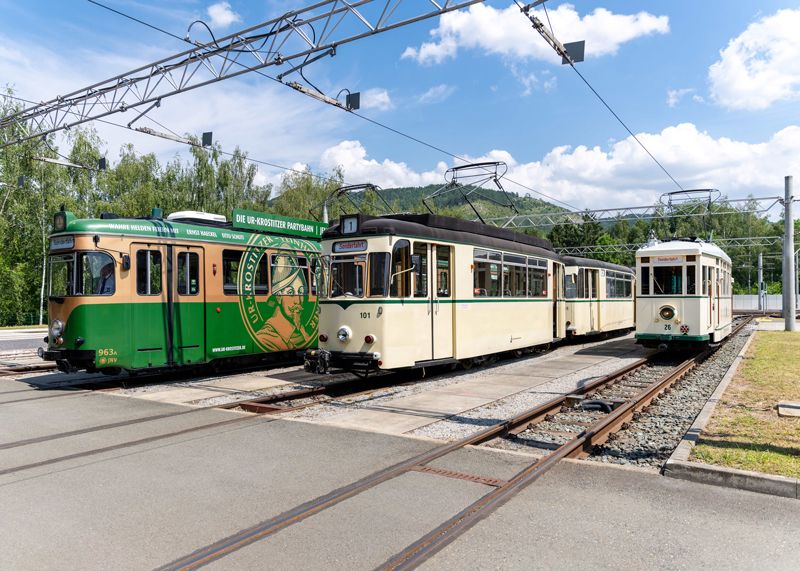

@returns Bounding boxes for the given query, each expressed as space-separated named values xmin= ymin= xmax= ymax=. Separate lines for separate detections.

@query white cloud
xmin=402 ymin=4 xmax=669 ymax=65
xmin=317 ymin=124 xmax=800 ymax=211
xmin=666 ymin=88 xmax=694 ymax=108
xmin=417 ymin=84 xmax=456 ymax=104
xmin=360 ymin=88 xmax=393 ymax=111
xmin=709 ymin=8 xmax=800 ymax=110
xmin=207 ymin=2 xmax=242 ymax=29
xmin=319 ymin=140 xmax=447 ymax=188
xmin=509 ymin=65 xmax=556 ymax=96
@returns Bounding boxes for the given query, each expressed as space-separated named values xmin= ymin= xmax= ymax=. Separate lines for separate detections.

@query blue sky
xmin=1 ymin=1 xmax=799 ymax=211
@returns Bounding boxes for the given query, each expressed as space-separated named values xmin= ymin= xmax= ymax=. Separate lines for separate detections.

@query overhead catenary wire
xmin=84 ymin=0 xmax=580 ymax=212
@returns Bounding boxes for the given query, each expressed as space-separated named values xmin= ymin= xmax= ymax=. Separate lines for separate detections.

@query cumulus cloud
xmin=207 ymin=2 xmax=242 ymax=29
xmin=417 ymin=84 xmax=456 ymax=104
xmin=319 ymin=140 xmax=447 ymax=188
xmin=709 ymin=9 xmax=800 ymax=110
xmin=317 ymin=124 xmax=800 ymax=210
xmin=666 ymin=88 xmax=694 ymax=108
xmin=402 ymin=4 xmax=669 ymax=65
xmin=360 ymin=88 xmax=393 ymax=111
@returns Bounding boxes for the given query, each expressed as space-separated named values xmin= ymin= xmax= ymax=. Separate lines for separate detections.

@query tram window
xmin=436 ymin=247 xmax=451 ymax=297
xmin=576 ymin=269 xmax=589 ymax=298
xmin=75 ymin=252 xmax=116 ymax=296
xmin=177 ymin=252 xmax=199 ymax=295
xmin=368 ymin=253 xmax=390 ymax=297
xmin=413 ymin=243 xmax=428 ymax=298
xmin=588 ymin=270 xmax=598 ymax=298
xmin=222 ymin=250 xmax=242 ymax=294
xmin=473 ymin=249 xmax=501 ymax=297
xmin=390 ymin=240 xmax=411 ymax=297
xmin=504 ymin=254 xmax=526 ymax=297
xmin=653 ymin=266 xmax=682 ymax=295
xmin=310 ymin=257 xmax=322 ymax=296
xmin=565 ymin=274 xmax=578 ymax=299
xmin=606 ymin=271 xmax=633 ymax=298
xmin=136 ymin=250 xmax=162 ymax=295
xmin=686 ymin=265 xmax=696 ymax=295
xmin=271 ymin=254 xmax=309 ymax=296
xmin=49 ymin=253 xmax=75 ymax=297
xmin=330 ymin=256 xmax=364 ymax=297
xmin=641 ymin=266 xmax=650 ymax=295
xmin=527 ymin=267 xmax=547 ymax=297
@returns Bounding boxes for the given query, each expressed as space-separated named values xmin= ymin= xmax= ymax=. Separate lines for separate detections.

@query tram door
xmin=131 ymin=243 xmax=169 ymax=369
xmin=432 ymin=245 xmax=453 ymax=360
xmin=588 ymin=269 xmax=600 ymax=332
xmin=173 ymin=246 xmax=206 ymax=365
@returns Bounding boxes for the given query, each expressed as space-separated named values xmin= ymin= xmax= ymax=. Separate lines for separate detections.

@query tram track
xmin=157 ymin=317 xmax=752 ymax=571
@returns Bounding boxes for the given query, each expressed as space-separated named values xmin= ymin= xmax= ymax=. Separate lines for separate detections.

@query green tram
xmin=40 ymin=208 xmax=325 ymax=374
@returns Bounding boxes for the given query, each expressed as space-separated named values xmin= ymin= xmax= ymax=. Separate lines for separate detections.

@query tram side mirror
xmin=121 ymin=255 xmax=130 ymax=271
xmin=411 ymin=255 xmax=422 ymax=270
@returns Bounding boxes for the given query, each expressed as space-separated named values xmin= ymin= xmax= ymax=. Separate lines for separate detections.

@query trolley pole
xmin=783 ymin=176 xmax=796 ymax=331
xmin=758 ymin=252 xmax=764 ymax=312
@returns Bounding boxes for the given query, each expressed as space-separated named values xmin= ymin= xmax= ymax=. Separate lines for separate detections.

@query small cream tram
xmin=561 ymin=256 xmax=635 ymax=337
xmin=635 ymin=239 xmax=733 ymax=347
xmin=306 ymin=213 xmax=636 ymax=375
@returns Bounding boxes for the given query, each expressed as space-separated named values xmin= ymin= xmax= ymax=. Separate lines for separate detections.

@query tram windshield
xmin=653 ymin=265 xmax=682 ymax=295
xmin=329 ymin=255 xmax=365 ymax=298
xmin=49 ymin=251 xmax=115 ymax=297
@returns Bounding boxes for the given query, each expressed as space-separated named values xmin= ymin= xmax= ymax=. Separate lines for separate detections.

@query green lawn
xmin=692 ymin=331 xmax=800 ymax=479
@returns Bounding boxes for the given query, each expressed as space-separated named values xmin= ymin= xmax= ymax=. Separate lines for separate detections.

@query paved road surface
xmin=0 ymin=328 xmax=47 ymax=353
xmin=1 ymin=371 xmax=798 ymax=570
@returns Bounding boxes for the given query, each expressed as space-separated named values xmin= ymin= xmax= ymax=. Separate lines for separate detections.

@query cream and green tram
xmin=635 ymin=239 xmax=733 ymax=348
xmin=561 ymin=257 xmax=635 ymax=337
xmin=306 ymin=213 xmax=566 ymax=374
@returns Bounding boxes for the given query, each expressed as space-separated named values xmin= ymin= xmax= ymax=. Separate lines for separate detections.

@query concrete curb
xmin=663 ymin=327 xmax=800 ymax=499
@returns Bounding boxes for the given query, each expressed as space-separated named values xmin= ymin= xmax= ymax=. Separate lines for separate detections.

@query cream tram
xmin=561 ymin=256 xmax=635 ymax=337
xmin=635 ymin=239 xmax=733 ymax=347
xmin=306 ymin=213 xmax=568 ymax=374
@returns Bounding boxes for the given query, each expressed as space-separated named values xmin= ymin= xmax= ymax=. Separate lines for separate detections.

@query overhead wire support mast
xmin=0 ymin=0 xmax=484 ymax=148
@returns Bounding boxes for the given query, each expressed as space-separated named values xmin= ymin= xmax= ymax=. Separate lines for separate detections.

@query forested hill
xmin=377 ymin=184 xmax=564 ymax=220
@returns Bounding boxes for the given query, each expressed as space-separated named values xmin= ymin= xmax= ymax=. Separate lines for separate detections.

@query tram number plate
xmin=360 ymin=312 xmax=371 ymax=319
xmin=664 ymin=324 xmax=672 ymax=331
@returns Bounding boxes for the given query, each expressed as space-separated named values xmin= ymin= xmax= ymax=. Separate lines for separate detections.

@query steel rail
xmin=156 ymin=356 xmax=653 ymax=571
xmin=377 ymin=317 xmax=753 ymax=570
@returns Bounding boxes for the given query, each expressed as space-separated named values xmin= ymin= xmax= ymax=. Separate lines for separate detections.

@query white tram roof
xmin=636 ymin=239 xmax=730 ymax=263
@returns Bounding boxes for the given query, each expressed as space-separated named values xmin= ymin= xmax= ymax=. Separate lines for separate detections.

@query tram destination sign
xmin=232 ymin=209 xmax=327 ymax=239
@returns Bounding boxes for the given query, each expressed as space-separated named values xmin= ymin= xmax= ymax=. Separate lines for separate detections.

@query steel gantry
xmin=484 ymin=195 xmax=784 ymax=229
xmin=0 ymin=0 xmax=485 ymax=147
xmin=555 ymin=235 xmax=788 ymax=256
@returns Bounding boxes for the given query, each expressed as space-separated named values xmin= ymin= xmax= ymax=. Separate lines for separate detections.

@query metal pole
xmin=758 ymin=252 xmax=764 ymax=312
xmin=784 ymin=176 xmax=796 ymax=331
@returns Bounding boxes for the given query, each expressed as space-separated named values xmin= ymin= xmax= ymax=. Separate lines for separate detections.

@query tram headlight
xmin=337 ymin=327 xmax=351 ymax=343
xmin=659 ymin=306 xmax=676 ymax=320
xmin=50 ymin=319 xmax=64 ymax=338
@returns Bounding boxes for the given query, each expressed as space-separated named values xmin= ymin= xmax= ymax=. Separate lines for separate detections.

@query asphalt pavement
xmin=1 ymin=372 xmax=798 ymax=570
xmin=0 ymin=327 xmax=47 ymax=353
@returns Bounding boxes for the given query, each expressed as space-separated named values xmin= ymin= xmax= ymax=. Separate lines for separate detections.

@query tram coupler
xmin=304 ymin=348 xmax=331 ymax=374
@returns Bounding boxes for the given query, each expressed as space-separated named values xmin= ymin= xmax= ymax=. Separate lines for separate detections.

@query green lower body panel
xmin=635 ymin=333 xmax=710 ymax=342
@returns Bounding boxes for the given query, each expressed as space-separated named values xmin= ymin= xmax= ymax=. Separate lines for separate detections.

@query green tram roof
xmin=324 ymin=213 xmax=560 ymax=260
xmin=51 ymin=213 xmax=321 ymax=251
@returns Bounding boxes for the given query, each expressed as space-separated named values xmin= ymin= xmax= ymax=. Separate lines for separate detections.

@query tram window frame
xmin=390 ymin=240 xmax=411 ymax=298
xmin=473 ymin=248 xmax=501 ymax=297
xmin=653 ymin=265 xmax=682 ymax=295
xmin=436 ymin=247 xmax=451 ymax=297
xmin=576 ymin=268 xmax=589 ymax=299
xmin=222 ymin=250 xmax=242 ymax=295
xmin=527 ymin=257 xmax=548 ymax=298
xmin=413 ymin=242 xmax=428 ymax=298
xmin=136 ymin=250 xmax=162 ymax=296
xmin=640 ymin=266 xmax=650 ymax=295
xmin=565 ymin=273 xmax=578 ymax=299
xmin=176 ymin=252 xmax=199 ymax=296
xmin=606 ymin=270 xmax=633 ymax=299
xmin=368 ymin=252 xmax=390 ymax=297
xmin=270 ymin=254 xmax=309 ymax=296
xmin=503 ymin=254 xmax=526 ymax=297
xmin=310 ymin=257 xmax=323 ymax=296
xmin=330 ymin=255 xmax=365 ymax=298
xmin=686 ymin=264 xmax=697 ymax=295
xmin=49 ymin=253 xmax=76 ymax=297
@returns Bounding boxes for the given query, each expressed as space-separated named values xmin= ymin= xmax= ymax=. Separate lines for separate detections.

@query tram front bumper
xmin=304 ymin=349 xmax=381 ymax=374
xmin=38 ymin=347 xmax=95 ymax=372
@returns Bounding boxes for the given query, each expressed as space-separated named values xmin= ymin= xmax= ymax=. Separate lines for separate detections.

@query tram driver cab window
xmin=390 ymin=240 xmax=411 ymax=297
